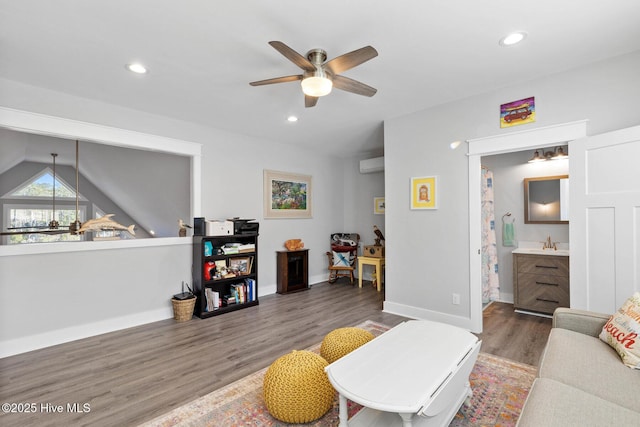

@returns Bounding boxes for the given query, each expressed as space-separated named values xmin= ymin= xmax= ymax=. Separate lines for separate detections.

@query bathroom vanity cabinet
xmin=513 ymin=252 xmax=569 ymax=315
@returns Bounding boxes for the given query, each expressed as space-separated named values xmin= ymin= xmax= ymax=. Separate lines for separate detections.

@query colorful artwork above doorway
xmin=500 ymin=96 xmax=535 ymax=128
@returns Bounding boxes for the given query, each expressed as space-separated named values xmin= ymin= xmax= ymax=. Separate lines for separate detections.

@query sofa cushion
xmin=599 ymin=292 xmax=640 ymax=369
xmin=516 ymin=378 xmax=640 ymax=427
xmin=539 ymin=327 xmax=640 ymax=412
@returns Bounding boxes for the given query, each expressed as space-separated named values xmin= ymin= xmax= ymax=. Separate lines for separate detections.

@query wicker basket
xmin=171 ymin=297 xmax=196 ymax=322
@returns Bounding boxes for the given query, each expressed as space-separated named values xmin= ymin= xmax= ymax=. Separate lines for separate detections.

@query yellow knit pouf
xmin=320 ymin=327 xmax=375 ymax=364
xmin=263 ymin=350 xmax=335 ymax=423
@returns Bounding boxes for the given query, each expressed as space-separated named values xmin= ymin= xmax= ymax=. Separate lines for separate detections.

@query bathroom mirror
xmin=524 ymin=175 xmax=569 ymax=224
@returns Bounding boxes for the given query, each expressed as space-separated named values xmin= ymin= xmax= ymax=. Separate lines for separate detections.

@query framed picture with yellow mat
xmin=410 ymin=176 xmax=437 ymax=210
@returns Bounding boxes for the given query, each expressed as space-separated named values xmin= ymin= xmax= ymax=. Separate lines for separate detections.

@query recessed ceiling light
xmin=499 ymin=32 xmax=527 ymax=47
xmin=287 ymin=115 xmax=298 ymax=122
xmin=126 ymin=63 xmax=148 ymax=74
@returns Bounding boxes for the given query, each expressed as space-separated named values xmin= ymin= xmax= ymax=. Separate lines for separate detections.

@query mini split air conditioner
xmin=359 ymin=156 xmax=384 ymax=174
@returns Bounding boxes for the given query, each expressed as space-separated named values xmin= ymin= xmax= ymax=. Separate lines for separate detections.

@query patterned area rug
xmin=139 ymin=320 xmax=536 ymax=427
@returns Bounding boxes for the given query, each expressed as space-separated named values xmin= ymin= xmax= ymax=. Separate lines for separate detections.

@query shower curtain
xmin=481 ymin=168 xmax=500 ymax=303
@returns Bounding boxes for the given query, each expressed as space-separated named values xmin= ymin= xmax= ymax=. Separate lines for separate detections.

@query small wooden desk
xmin=358 ymin=256 xmax=385 ymax=291
xmin=325 ymin=320 xmax=481 ymax=427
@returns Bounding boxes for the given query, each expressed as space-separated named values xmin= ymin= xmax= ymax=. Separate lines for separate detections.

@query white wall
xmin=383 ymin=51 xmax=640 ymax=329
xmin=0 ymin=77 xmax=373 ymax=356
xmin=481 ymin=150 xmax=569 ymax=302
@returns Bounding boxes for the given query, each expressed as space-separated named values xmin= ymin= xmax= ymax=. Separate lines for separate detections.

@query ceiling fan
xmin=250 ymin=41 xmax=378 ymax=107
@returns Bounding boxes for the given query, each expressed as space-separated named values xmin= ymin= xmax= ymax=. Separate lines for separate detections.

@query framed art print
xmin=500 ymin=96 xmax=535 ymax=128
xmin=263 ymin=169 xmax=312 ymax=219
xmin=411 ymin=176 xmax=437 ymax=210
xmin=374 ymin=197 xmax=385 ymax=214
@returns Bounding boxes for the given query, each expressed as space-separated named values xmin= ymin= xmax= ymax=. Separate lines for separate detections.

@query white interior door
xmin=570 ymin=124 xmax=640 ymax=313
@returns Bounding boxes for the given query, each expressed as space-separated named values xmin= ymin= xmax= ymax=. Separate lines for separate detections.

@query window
xmin=4 ymin=204 xmax=86 ymax=244
xmin=10 ymin=168 xmax=77 ymax=199
xmin=2 ymin=168 xmax=86 ymax=244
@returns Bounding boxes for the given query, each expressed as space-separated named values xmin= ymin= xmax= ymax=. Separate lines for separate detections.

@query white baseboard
xmin=0 ymin=307 xmax=172 ymax=358
xmin=383 ymin=300 xmax=475 ymax=331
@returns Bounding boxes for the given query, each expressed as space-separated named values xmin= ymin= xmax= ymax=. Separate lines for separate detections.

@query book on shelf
xmin=238 ymin=243 xmax=255 ymax=253
xmin=244 ymin=278 xmax=256 ymax=302
xmin=204 ymin=288 xmax=220 ymax=312
xmin=222 ymin=243 xmax=240 ymax=254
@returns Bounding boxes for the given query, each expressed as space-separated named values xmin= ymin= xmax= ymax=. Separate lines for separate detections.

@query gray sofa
xmin=517 ymin=307 xmax=640 ymax=427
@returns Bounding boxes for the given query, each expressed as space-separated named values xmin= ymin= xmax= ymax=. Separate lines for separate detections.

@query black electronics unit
xmin=228 ymin=218 xmax=259 ymax=235
xmin=193 ymin=217 xmax=205 ymax=236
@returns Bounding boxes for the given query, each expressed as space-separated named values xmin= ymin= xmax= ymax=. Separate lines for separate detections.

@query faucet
xmin=542 ymin=235 xmax=558 ymax=250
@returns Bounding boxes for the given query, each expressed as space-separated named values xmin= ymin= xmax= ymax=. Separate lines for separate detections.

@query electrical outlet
xmin=452 ymin=293 xmax=460 ymax=305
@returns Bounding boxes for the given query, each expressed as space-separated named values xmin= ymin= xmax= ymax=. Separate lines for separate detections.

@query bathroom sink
xmin=512 ymin=248 xmax=569 ymax=256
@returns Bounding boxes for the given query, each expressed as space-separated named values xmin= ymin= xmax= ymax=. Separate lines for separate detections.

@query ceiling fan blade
xmin=268 ymin=41 xmax=316 ymax=72
xmin=325 ymin=46 xmax=378 ymax=75
xmin=1 ymin=229 xmax=70 ymax=236
xmin=249 ymin=74 xmax=302 ymax=86
xmin=332 ymin=75 xmax=377 ymax=97
xmin=250 ymin=75 xmax=303 ymax=86
xmin=305 ymin=95 xmax=319 ymax=108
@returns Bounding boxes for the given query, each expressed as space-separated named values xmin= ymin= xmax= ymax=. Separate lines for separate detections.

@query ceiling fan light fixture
xmin=301 ymin=75 xmax=333 ymax=97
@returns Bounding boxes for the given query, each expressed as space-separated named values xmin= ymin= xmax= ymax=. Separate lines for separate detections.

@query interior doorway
xmin=466 ymin=120 xmax=587 ymax=333
xmin=479 ymin=149 xmax=570 ymax=313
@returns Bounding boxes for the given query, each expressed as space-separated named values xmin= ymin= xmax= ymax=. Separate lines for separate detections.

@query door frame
xmin=466 ymin=120 xmax=588 ymax=332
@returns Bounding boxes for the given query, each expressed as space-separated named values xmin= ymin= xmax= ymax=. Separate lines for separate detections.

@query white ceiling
xmin=1 ymin=1 xmax=640 ymax=156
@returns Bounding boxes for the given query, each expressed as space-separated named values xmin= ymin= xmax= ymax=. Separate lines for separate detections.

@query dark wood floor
xmin=0 ymin=281 xmax=551 ymax=427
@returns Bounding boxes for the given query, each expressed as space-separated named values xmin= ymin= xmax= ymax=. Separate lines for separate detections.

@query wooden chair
xmin=326 ymin=233 xmax=360 ymax=285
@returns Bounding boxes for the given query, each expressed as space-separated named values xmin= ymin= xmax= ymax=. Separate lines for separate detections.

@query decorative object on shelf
xmin=178 ymin=219 xmax=192 ymax=237
xmin=500 ymin=96 xmax=535 ymax=128
xmin=78 ymin=214 xmax=136 ymax=236
xmin=263 ymin=350 xmax=334 ymax=423
xmin=410 ymin=176 xmax=438 ymax=210
xmin=284 ymin=238 xmax=304 ymax=251
xmin=264 ymin=170 xmax=312 ymax=219
xmin=373 ymin=225 xmax=385 ymax=246
xmin=374 ymin=196 xmax=385 ymax=214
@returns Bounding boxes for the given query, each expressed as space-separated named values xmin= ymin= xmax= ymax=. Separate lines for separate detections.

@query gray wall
xmin=384 ymin=50 xmax=640 ymax=327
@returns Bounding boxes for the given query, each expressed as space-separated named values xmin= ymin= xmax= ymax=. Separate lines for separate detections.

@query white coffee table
xmin=325 ymin=320 xmax=480 ymax=427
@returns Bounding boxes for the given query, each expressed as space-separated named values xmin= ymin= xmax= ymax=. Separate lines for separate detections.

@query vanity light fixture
xmin=528 ymin=149 xmax=546 ymax=163
xmin=528 ymin=146 xmax=569 ymax=163
xmin=551 ymin=146 xmax=568 ymax=160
